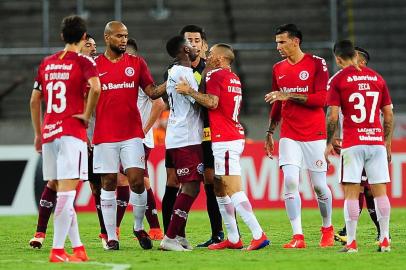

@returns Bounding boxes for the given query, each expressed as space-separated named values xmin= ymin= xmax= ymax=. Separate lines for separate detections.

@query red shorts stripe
xmin=225 ymin=150 xmax=230 ymax=176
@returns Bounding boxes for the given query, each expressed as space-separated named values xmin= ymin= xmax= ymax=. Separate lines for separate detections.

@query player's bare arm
xmin=143 ymin=97 xmax=165 ymax=134
xmin=382 ymin=105 xmax=394 ymax=163
xmin=30 ymin=90 xmax=42 ymax=153
xmin=265 ymin=91 xmax=307 ymax=104
xmin=73 ymin=76 xmax=101 ymax=125
xmin=264 ymin=119 xmax=279 ymax=159
xmin=144 ymin=81 xmax=167 ymax=100
xmin=325 ymin=106 xmax=340 ymax=164
xmin=176 ymin=78 xmax=219 ymax=109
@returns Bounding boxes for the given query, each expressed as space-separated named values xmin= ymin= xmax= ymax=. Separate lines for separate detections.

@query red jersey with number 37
xmin=33 ymin=51 xmax=98 ymax=143
xmin=93 ymin=53 xmax=154 ymax=144
xmin=327 ymin=66 xmax=392 ymax=148
xmin=206 ymin=68 xmax=244 ymax=142
xmin=271 ymin=54 xmax=329 ymax=141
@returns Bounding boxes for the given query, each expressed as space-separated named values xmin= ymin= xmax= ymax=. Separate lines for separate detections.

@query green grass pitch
xmin=0 ymin=208 xmax=405 ymax=270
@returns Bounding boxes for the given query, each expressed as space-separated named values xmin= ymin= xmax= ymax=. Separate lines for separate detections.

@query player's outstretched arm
xmin=382 ymin=105 xmax=394 ymax=163
xmin=30 ymin=90 xmax=42 ymax=153
xmin=176 ymin=78 xmax=218 ymax=109
xmin=144 ymin=82 xmax=167 ymax=100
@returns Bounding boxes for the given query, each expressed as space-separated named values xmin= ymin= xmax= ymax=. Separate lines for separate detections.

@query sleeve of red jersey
xmin=326 ymin=76 xmax=341 ymax=107
xmin=33 ymin=61 xmax=43 ymax=92
xmin=205 ymin=71 xmax=221 ymax=97
xmin=80 ymin=56 xmax=99 ymax=81
xmin=380 ymin=80 xmax=393 ymax=108
xmin=138 ymin=57 xmax=155 ymax=89
xmin=305 ymin=58 xmax=328 ymax=107
xmin=269 ymin=69 xmax=281 ymax=121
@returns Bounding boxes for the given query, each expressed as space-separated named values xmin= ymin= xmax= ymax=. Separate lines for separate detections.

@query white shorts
xmin=93 ymin=137 xmax=145 ymax=173
xmin=42 ymin=136 xmax=88 ymax=181
xmin=340 ymin=145 xmax=390 ymax=184
xmin=279 ymin=138 xmax=327 ymax=172
xmin=212 ymin=139 xmax=244 ymax=176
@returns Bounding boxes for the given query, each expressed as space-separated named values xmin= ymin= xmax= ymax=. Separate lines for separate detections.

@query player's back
xmin=328 ymin=65 xmax=392 ymax=148
xmin=36 ymin=51 xmax=97 ymax=143
xmin=165 ymin=64 xmax=202 ymax=149
xmin=206 ymin=68 xmax=244 ymax=142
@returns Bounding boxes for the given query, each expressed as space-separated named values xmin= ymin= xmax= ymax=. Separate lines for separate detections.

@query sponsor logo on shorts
xmin=176 ymin=168 xmax=190 ymax=177
xmin=140 ymin=155 xmax=145 ymax=163
xmin=125 ymin=67 xmax=135 ymax=77
xmin=315 ymin=160 xmax=324 ymax=168
xmin=197 ymin=163 xmax=204 ymax=174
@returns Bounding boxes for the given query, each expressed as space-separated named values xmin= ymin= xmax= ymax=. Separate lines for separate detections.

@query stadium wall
xmin=1 ymin=141 xmax=406 ymax=215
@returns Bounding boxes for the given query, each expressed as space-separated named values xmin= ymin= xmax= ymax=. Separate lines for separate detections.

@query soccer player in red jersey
xmin=333 ymin=47 xmax=384 ymax=245
xmin=30 ymin=15 xmax=101 ymax=262
xmin=264 ymin=24 xmax=334 ymax=248
xmin=29 ymin=33 xmax=100 ymax=250
xmin=92 ymin=21 xmax=166 ymax=250
xmin=325 ymin=40 xmax=393 ymax=252
xmin=176 ymin=43 xmax=269 ymax=251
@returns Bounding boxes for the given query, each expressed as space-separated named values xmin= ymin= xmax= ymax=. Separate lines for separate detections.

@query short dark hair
xmin=354 ymin=46 xmax=370 ymax=64
xmin=166 ymin=35 xmax=185 ymax=58
xmin=180 ymin=24 xmax=207 ymax=40
xmin=275 ymin=24 xmax=303 ymax=44
xmin=61 ymin=15 xmax=87 ymax=44
xmin=85 ymin=34 xmax=93 ymax=40
xmin=333 ymin=40 xmax=356 ymax=60
xmin=127 ymin=38 xmax=138 ymax=52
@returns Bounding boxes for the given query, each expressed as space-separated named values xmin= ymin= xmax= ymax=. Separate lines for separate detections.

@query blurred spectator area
xmin=0 ymin=0 xmax=405 ymax=143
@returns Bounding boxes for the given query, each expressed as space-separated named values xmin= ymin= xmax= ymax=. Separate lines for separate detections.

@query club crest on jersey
xmin=197 ymin=163 xmax=204 ymax=175
xmin=315 ymin=160 xmax=323 ymax=168
xmin=299 ymin=71 xmax=309 ymax=80
xmin=125 ymin=67 xmax=135 ymax=77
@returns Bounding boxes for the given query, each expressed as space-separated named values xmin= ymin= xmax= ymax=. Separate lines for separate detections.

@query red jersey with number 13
xmin=327 ymin=66 xmax=392 ymax=148
xmin=206 ymin=68 xmax=244 ymax=142
xmin=34 ymin=51 xmax=98 ymax=143
xmin=271 ymin=54 xmax=329 ymax=141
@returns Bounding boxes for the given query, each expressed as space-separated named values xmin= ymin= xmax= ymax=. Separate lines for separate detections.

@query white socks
xmin=310 ymin=171 xmax=333 ymax=228
xmin=52 ymin=191 xmax=77 ymax=249
xmin=344 ymin=199 xmax=359 ymax=244
xmin=231 ymin=191 xmax=263 ymax=240
xmin=68 ymin=210 xmax=82 ymax=248
xmin=282 ymin=165 xmax=303 ymax=235
xmin=130 ymin=189 xmax=147 ymax=231
xmin=216 ymin=196 xmax=239 ymax=243
xmin=101 ymin=189 xmax=117 ymax=241
xmin=374 ymin=195 xmax=391 ymax=241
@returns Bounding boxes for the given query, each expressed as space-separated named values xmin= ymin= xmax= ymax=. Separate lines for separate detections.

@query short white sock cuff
xmin=101 ymin=189 xmax=116 ymax=200
xmin=130 ymin=190 xmax=147 ymax=207
xmin=57 ymin=190 xmax=76 ymax=197
xmin=230 ymin=191 xmax=248 ymax=206
xmin=216 ymin=196 xmax=231 ymax=205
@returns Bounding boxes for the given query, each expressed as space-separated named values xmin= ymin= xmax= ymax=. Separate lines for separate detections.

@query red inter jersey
xmin=206 ymin=68 xmax=244 ymax=142
xmin=270 ymin=54 xmax=329 ymax=141
xmin=93 ymin=53 xmax=154 ymax=144
xmin=327 ymin=66 xmax=392 ymax=148
xmin=34 ymin=51 xmax=98 ymax=143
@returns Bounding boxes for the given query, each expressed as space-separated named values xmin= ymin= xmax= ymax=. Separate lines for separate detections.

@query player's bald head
xmin=211 ymin=43 xmax=235 ymax=64
xmin=104 ymin=21 xmax=127 ymax=35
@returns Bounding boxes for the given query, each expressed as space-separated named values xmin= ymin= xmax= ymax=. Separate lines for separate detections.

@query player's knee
xmin=101 ymin=174 xmax=117 ymax=191
xmin=181 ymin=181 xmax=200 ymax=198
xmin=166 ymin=170 xmax=180 ymax=188
xmin=284 ymin=175 xmax=299 ymax=193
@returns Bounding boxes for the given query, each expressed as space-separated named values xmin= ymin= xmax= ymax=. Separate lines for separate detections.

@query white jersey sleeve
xmin=137 ymin=88 xmax=154 ymax=148
xmin=165 ymin=65 xmax=203 ymax=149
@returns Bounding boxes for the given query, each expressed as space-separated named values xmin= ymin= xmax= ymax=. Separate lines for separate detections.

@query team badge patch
xmin=315 ymin=160 xmax=323 ymax=168
xmin=125 ymin=67 xmax=135 ymax=77
xmin=299 ymin=70 xmax=309 ymax=80
xmin=197 ymin=163 xmax=204 ymax=174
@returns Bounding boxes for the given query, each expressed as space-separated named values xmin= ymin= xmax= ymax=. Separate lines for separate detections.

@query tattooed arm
xmin=382 ymin=104 xmax=394 ymax=163
xmin=176 ymin=78 xmax=219 ymax=109
xmin=324 ymin=106 xmax=340 ymax=164
xmin=144 ymin=82 xmax=167 ymax=100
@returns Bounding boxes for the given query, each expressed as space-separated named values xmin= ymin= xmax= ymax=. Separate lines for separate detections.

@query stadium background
xmin=1 ymin=0 xmax=406 ymax=215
